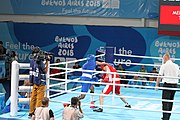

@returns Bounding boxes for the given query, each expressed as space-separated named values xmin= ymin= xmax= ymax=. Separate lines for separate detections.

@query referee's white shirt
xmin=159 ymin=60 xmax=179 ymax=84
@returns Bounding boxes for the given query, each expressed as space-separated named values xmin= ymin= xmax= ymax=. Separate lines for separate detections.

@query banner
xmin=0 ymin=0 xmax=159 ymax=18
xmin=0 ymin=22 xmax=180 ymax=72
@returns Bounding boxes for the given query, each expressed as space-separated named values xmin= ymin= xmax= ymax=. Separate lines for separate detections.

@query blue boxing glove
xmin=92 ymin=76 xmax=100 ymax=87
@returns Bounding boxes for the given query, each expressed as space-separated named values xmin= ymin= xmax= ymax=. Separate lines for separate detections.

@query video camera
xmin=38 ymin=50 xmax=53 ymax=61
xmin=32 ymin=47 xmax=53 ymax=61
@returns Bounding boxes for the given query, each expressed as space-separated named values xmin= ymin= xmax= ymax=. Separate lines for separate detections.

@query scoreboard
xmin=158 ymin=0 xmax=180 ymax=36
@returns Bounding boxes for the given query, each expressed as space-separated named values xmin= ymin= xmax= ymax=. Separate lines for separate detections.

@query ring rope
xmin=49 ymin=77 xmax=80 ymax=88
xmin=120 ymin=78 xmax=165 ymax=84
xmin=49 ymin=67 xmax=180 ymax=80
xmin=50 ymin=54 xmax=105 ymax=66
xmin=49 ymin=86 xmax=81 ymax=98
xmin=47 ymin=53 xmax=180 ymax=117
xmin=119 ymin=78 xmax=180 ymax=86
xmin=48 ymin=89 xmax=180 ymax=103
xmin=50 ymin=99 xmax=180 ymax=114
xmin=49 ymin=76 xmax=179 ymax=87
xmin=49 ymin=54 xmax=179 ymax=112
xmin=49 ymin=66 xmax=158 ymax=77
xmin=49 ymin=68 xmax=173 ymax=84
xmin=117 ymin=70 xmax=159 ymax=75
xmin=48 ymin=78 xmax=180 ymax=91
xmin=49 ymin=67 xmax=100 ymax=77
xmin=114 ymin=53 xmax=180 ymax=61
xmin=114 ymin=61 xmax=161 ymax=67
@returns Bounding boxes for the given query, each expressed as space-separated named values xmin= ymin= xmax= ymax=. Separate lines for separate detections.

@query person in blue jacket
xmin=145 ymin=77 xmax=156 ymax=89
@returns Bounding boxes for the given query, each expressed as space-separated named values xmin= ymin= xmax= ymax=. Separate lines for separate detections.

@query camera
xmin=38 ymin=50 xmax=53 ymax=61
xmin=32 ymin=47 xmax=53 ymax=61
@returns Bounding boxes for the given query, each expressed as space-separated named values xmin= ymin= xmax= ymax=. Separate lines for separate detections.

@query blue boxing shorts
xmin=80 ymin=76 xmax=92 ymax=92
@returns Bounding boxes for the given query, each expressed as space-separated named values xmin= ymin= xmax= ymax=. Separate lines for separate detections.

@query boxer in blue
xmin=78 ymin=54 xmax=97 ymax=108
xmin=63 ymin=54 xmax=104 ymax=108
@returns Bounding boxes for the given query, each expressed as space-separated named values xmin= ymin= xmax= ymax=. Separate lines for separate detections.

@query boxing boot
xmin=93 ymin=108 xmax=103 ymax=112
xmin=125 ymin=104 xmax=131 ymax=108
xmin=90 ymin=101 xmax=97 ymax=108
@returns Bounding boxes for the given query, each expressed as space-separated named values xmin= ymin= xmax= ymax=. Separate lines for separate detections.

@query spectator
xmin=2 ymin=50 xmax=18 ymax=103
xmin=62 ymin=97 xmax=83 ymax=120
xmin=20 ymin=80 xmax=32 ymax=97
xmin=31 ymin=97 xmax=54 ymax=120
xmin=0 ymin=41 xmax=6 ymax=55
xmin=138 ymin=65 xmax=148 ymax=79
xmin=73 ymin=62 xmax=81 ymax=69
xmin=55 ymin=59 xmax=65 ymax=79
xmin=128 ymin=76 xmax=142 ymax=88
xmin=50 ymin=59 xmax=66 ymax=95
xmin=50 ymin=59 xmax=62 ymax=78
xmin=117 ymin=64 xmax=125 ymax=71
xmin=138 ymin=65 xmax=148 ymax=85
xmin=145 ymin=77 xmax=156 ymax=89
xmin=151 ymin=67 xmax=158 ymax=74
xmin=56 ymin=59 xmax=65 ymax=68
xmin=117 ymin=64 xmax=127 ymax=85
xmin=0 ymin=46 xmax=3 ymax=55
xmin=72 ymin=62 xmax=82 ymax=77
xmin=10 ymin=51 xmax=18 ymax=61
xmin=150 ymin=67 xmax=158 ymax=81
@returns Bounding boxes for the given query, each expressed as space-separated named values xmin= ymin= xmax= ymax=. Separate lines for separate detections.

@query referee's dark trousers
xmin=162 ymin=82 xmax=177 ymax=120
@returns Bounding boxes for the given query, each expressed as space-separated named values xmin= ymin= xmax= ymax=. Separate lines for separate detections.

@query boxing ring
xmin=0 ymin=51 xmax=180 ymax=120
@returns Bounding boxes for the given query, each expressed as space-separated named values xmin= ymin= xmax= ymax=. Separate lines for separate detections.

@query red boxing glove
xmin=102 ymin=74 xmax=106 ymax=79
xmin=103 ymin=76 xmax=109 ymax=83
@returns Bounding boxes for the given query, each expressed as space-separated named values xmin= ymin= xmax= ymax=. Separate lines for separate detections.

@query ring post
xmin=105 ymin=47 xmax=114 ymax=64
xmin=46 ymin=61 xmax=50 ymax=98
xmin=112 ymin=73 xmax=116 ymax=105
xmin=10 ymin=61 xmax=19 ymax=117
xmin=65 ymin=62 xmax=68 ymax=91
xmin=96 ymin=48 xmax=104 ymax=62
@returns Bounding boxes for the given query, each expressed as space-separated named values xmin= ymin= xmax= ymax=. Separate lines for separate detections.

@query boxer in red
xmin=93 ymin=63 xmax=131 ymax=112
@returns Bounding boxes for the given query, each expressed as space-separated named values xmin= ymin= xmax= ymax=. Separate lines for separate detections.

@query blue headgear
xmin=87 ymin=54 xmax=95 ymax=61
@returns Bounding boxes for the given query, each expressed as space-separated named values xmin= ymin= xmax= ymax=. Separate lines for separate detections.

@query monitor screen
xmin=160 ymin=5 xmax=180 ymax=25
xmin=158 ymin=0 xmax=180 ymax=36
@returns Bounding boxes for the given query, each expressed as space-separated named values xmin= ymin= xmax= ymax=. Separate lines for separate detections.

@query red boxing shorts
xmin=102 ymin=81 xmax=121 ymax=95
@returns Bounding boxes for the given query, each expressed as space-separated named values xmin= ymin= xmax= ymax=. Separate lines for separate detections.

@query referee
xmin=156 ymin=54 xmax=179 ymax=120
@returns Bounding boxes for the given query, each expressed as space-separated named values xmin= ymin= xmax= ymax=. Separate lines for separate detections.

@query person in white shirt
xmin=31 ymin=97 xmax=54 ymax=120
xmin=156 ymin=54 xmax=179 ymax=120
xmin=62 ymin=97 xmax=83 ymax=120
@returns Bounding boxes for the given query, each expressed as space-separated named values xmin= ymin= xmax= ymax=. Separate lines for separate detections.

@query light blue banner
xmin=0 ymin=0 xmax=159 ymax=18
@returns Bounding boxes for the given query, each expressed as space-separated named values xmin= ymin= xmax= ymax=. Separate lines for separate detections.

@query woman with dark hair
xmin=11 ymin=51 xmax=18 ymax=61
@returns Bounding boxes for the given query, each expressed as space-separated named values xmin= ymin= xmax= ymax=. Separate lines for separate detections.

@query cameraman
xmin=28 ymin=47 xmax=49 ymax=118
